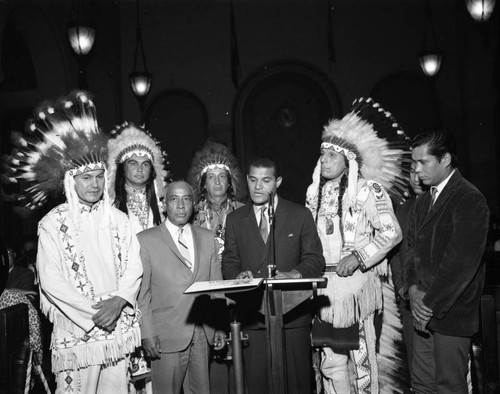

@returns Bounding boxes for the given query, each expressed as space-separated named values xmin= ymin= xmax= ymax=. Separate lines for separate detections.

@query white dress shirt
xmin=433 ymin=169 xmax=456 ymax=202
xmin=253 ymin=195 xmax=279 ymax=227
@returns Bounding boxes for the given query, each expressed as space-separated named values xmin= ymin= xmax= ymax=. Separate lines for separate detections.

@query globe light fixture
xmin=67 ymin=24 xmax=95 ymax=56
xmin=419 ymin=52 xmax=443 ymax=77
xmin=67 ymin=0 xmax=96 ymax=89
xmin=419 ymin=0 xmax=442 ymax=78
xmin=465 ymin=0 xmax=496 ymax=22
xmin=130 ymin=72 xmax=152 ymax=98
xmin=129 ymin=0 xmax=152 ymax=121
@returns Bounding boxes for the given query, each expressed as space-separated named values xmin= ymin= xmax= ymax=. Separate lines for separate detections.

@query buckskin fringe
xmin=50 ymin=323 xmax=140 ymax=373
xmin=41 ymin=299 xmax=86 ymax=336
xmin=318 ymin=270 xmax=383 ymax=328
xmin=51 ymin=325 xmax=140 ymax=373
xmin=42 ymin=298 xmax=140 ymax=373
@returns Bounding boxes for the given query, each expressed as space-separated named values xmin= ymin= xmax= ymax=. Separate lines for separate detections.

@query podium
xmin=259 ymin=277 xmax=326 ymax=394
xmin=184 ymin=277 xmax=326 ymax=394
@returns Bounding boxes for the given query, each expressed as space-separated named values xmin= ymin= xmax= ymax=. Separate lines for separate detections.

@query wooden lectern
xmin=260 ymin=277 xmax=326 ymax=394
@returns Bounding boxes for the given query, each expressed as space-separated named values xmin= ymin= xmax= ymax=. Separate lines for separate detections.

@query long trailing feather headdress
xmin=307 ymin=97 xmax=411 ymax=211
xmin=3 ymin=90 xmax=108 ymax=210
xmin=187 ymin=139 xmax=245 ymax=203
xmin=107 ymin=122 xmax=170 ymax=205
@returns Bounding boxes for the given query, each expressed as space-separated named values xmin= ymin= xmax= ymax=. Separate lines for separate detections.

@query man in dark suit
xmin=5 ymin=247 xmax=36 ymax=293
xmin=389 ymin=165 xmax=426 ymax=385
xmin=404 ymin=129 xmax=489 ymax=394
xmin=137 ymin=181 xmax=226 ymax=394
xmin=222 ymin=156 xmax=325 ymax=394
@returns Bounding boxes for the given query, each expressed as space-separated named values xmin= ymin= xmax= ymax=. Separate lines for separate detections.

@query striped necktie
xmin=259 ymin=206 xmax=268 ymax=243
xmin=428 ymin=186 xmax=438 ymax=213
xmin=178 ymin=227 xmax=192 ymax=270
xmin=431 ymin=186 xmax=438 ymax=204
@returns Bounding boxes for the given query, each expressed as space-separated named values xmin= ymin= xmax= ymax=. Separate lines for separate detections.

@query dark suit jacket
xmin=222 ymin=197 xmax=325 ymax=328
xmin=6 ymin=266 xmax=36 ymax=292
xmin=389 ymin=197 xmax=417 ymax=297
xmin=404 ymin=170 xmax=489 ymax=336
xmin=137 ymin=223 xmax=224 ymax=353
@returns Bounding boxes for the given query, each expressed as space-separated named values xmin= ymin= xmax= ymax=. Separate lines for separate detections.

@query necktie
xmin=178 ymin=228 xmax=192 ymax=270
xmin=259 ymin=206 xmax=268 ymax=243
xmin=428 ymin=186 xmax=438 ymax=213
xmin=430 ymin=186 xmax=438 ymax=204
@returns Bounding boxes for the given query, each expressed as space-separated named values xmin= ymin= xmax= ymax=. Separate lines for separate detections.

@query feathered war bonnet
xmin=187 ymin=140 xmax=245 ymax=203
xmin=3 ymin=90 xmax=111 ymax=226
xmin=107 ymin=122 xmax=169 ymax=208
xmin=306 ymin=97 xmax=411 ymax=212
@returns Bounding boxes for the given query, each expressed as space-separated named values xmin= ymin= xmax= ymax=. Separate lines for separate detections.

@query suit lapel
xmin=191 ymin=226 xmax=201 ymax=278
xmin=243 ymin=205 xmax=266 ymax=246
xmin=273 ymin=199 xmax=288 ymax=239
xmin=245 ymin=200 xmax=288 ymax=244
xmin=420 ymin=170 xmax=461 ymax=228
xmin=159 ymin=223 xmax=193 ymax=272
xmin=239 ymin=204 xmax=270 ymax=271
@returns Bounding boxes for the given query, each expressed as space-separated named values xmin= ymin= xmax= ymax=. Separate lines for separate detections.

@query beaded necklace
xmin=125 ymin=185 xmax=150 ymax=230
xmin=319 ymin=180 xmax=340 ymax=235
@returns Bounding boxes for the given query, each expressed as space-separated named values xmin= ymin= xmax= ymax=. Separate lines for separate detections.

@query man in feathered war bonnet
xmin=186 ymin=139 xmax=245 ymax=392
xmin=107 ymin=122 xmax=170 ymax=235
xmin=106 ymin=123 xmax=169 ymax=392
xmin=187 ymin=139 xmax=246 ymax=263
xmin=306 ymin=98 xmax=409 ymax=393
xmin=4 ymin=91 xmax=143 ymax=393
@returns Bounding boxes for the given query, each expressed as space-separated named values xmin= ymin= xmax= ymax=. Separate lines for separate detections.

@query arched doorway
xmin=145 ymin=89 xmax=209 ymax=180
xmin=233 ymin=61 xmax=341 ymax=203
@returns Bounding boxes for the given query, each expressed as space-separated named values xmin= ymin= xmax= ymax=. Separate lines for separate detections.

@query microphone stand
xmin=267 ymin=192 xmax=276 ymax=278
xmin=265 ymin=191 xmax=279 ymax=393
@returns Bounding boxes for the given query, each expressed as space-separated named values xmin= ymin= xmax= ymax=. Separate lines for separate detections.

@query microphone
xmin=267 ymin=191 xmax=276 ymax=278
xmin=268 ymin=192 xmax=275 ymax=226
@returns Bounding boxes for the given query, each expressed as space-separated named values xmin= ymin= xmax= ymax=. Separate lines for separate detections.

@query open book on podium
xmin=184 ymin=278 xmax=264 ymax=295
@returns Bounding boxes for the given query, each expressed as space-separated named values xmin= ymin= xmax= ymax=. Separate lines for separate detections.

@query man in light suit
xmin=222 ymin=156 xmax=325 ymax=394
xmin=405 ymin=129 xmax=489 ymax=394
xmin=137 ymin=181 xmax=226 ymax=394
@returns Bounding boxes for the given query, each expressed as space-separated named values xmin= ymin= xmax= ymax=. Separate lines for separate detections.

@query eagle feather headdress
xmin=106 ymin=122 xmax=170 ymax=206
xmin=187 ymin=139 xmax=245 ymax=203
xmin=2 ymin=90 xmax=108 ymax=209
xmin=306 ymin=97 xmax=411 ymax=212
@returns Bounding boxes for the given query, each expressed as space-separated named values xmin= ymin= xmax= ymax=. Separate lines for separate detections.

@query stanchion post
xmin=230 ymin=321 xmax=245 ymax=394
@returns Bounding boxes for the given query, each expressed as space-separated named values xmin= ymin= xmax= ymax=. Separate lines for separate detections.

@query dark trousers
xmin=398 ymin=298 xmax=414 ymax=376
xmin=242 ymin=325 xmax=312 ymax=394
xmin=411 ymin=329 xmax=470 ymax=394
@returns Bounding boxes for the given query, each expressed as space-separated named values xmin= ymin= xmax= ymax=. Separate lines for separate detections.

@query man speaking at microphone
xmin=222 ymin=156 xmax=325 ymax=394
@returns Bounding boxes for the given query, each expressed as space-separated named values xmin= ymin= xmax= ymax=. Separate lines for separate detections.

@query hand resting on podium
xmin=274 ymin=269 xmax=302 ymax=279
xmin=236 ymin=270 xmax=254 ymax=279
xmin=236 ymin=269 xmax=302 ymax=280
